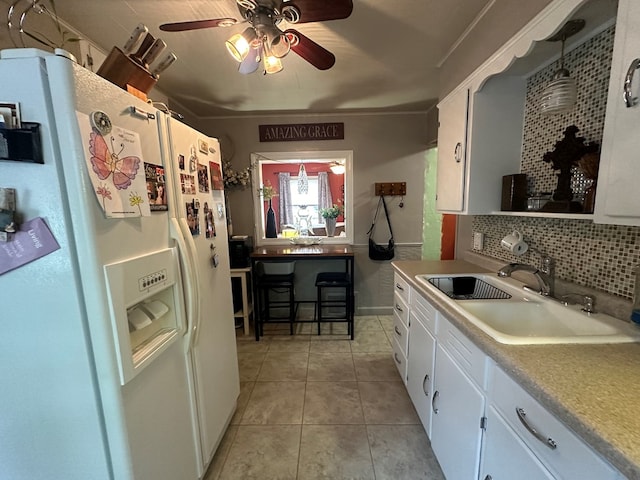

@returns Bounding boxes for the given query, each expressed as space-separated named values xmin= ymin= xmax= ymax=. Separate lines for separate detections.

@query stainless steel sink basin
xmin=415 ymin=273 xmax=640 ymax=345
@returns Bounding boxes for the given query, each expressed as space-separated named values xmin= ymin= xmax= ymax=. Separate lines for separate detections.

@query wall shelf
xmin=489 ymin=211 xmax=594 ymax=220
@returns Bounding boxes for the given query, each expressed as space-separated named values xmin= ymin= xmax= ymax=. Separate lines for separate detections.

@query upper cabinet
xmin=436 ymin=88 xmax=469 ymax=212
xmin=593 ymin=0 xmax=640 ymax=225
xmin=436 ymin=0 xmax=635 ymax=224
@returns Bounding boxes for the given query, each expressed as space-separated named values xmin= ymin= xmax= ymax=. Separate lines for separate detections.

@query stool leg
xmin=349 ymin=284 xmax=354 ymax=340
xmin=255 ymin=286 xmax=261 ymax=341
xmin=317 ymin=285 xmax=322 ymax=335
xmin=289 ymin=285 xmax=294 ymax=335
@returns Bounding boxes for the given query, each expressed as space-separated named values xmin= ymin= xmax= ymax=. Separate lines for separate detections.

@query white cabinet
xmin=434 ymin=0 xmax=631 ymax=217
xmin=594 ymin=0 xmax=640 ymax=225
xmin=480 ymin=406 xmax=555 ymax=480
xmin=391 ymin=274 xmax=411 ymax=383
xmin=406 ymin=311 xmax=436 ymax=438
xmin=431 ymin=342 xmax=486 ymax=480
xmin=486 ymin=366 xmax=619 ymax=480
xmin=436 ymin=88 xmax=469 ymax=212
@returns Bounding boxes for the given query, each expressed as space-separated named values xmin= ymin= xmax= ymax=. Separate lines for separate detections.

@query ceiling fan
xmin=159 ymin=0 xmax=353 ymax=75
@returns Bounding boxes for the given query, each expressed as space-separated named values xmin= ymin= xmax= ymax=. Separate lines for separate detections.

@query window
xmin=251 ymin=151 xmax=353 ymax=245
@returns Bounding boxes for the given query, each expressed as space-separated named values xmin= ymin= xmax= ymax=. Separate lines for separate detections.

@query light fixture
xmin=297 ymin=163 xmax=308 ymax=194
xmin=330 ymin=162 xmax=345 ymax=175
xmin=540 ymin=19 xmax=585 ymax=115
xmin=225 ymin=27 xmax=258 ymax=62
xmin=225 ymin=5 xmax=294 ymax=75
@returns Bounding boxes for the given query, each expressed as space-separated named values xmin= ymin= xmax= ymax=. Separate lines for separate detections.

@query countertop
xmin=392 ymin=259 xmax=640 ymax=479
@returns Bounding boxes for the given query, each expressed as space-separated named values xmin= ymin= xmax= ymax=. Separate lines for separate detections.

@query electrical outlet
xmin=473 ymin=232 xmax=484 ymax=250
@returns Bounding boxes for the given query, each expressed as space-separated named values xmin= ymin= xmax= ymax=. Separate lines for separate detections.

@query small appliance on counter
xmin=229 ymin=235 xmax=253 ymax=268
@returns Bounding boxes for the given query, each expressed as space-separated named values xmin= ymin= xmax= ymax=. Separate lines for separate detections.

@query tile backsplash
xmin=472 ymin=23 xmax=640 ymax=301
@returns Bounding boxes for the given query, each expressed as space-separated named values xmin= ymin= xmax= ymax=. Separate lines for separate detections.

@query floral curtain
xmin=278 ymin=172 xmax=294 ymax=227
xmin=317 ymin=172 xmax=332 ymax=223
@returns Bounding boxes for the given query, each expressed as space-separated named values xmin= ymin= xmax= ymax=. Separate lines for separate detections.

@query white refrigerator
xmin=160 ymin=115 xmax=240 ymax=474
xmin=0 ymin=48 xmax=239 ymax=480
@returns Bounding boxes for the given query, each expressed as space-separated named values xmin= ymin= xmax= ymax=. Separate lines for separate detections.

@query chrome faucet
xmin=560 ymin=293 xmax=596 ymax=314
xmin=497 ymin=256 xmax=555 ymax=297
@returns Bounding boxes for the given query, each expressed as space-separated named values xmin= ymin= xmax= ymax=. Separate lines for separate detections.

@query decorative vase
xmin=325 ymin=217 xmax=337 ymax=237
xmin=265 ymin=199 xmax=277 ymax=238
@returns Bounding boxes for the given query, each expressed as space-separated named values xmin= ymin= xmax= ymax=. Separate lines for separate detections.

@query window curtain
xmin=278 ymin=172 xmax=294 ymax=227
xmin=317 ymin=172 xmax=332 ymax=223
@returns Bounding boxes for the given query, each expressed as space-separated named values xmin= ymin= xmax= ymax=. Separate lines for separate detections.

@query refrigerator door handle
xmin=170 ymin=218 xmax=200 ymax=348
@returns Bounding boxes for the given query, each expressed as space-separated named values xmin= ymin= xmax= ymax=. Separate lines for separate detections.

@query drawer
xmin=392 ymin=309 xmax=409 ymax=356
xmin=491 ymin=367 xmax=617 ymax=480
xmin=410 ymin=292 xmax=437 ymax=335
xmin=437 ymin=316 xmax=488 ymax=388
xmin=393 ymin=273 xmax=410 ymax=305
xmin=393 ymin=292 xmax=409 ymax=328
xmin=391 ymin=337 xmax=407 ymax=384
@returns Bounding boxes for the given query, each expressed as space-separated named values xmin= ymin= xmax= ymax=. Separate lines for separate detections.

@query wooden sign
xmin=259 ymin=123 xmax=344 ymax=142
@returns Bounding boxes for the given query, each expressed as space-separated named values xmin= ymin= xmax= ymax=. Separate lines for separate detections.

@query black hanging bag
xmin=367 ymin=195 xmax=395 ymax=261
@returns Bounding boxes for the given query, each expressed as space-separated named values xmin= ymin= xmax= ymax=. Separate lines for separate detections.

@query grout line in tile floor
xmin=205 ymin=315 xmax=445 ymax=480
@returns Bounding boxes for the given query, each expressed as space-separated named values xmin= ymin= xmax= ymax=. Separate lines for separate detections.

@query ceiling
xmin=6 ymin=0 xmax=495 ymax=117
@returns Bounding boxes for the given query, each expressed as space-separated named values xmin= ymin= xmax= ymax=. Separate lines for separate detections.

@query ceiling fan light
xmin=264 ymin=54 xmax=283 ymax=74
xmin=270 ymin=34 xmax=291 ymax=58
xmin=225 ymin=27 xmax=257 ymax=62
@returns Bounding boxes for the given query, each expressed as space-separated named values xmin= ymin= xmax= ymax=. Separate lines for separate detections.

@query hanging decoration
xmin=297 ymin=163 xmax=308 ymax=194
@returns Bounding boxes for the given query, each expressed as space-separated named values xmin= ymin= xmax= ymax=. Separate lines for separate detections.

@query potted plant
xmin=320 ymin=203 xmax=343 ymax=237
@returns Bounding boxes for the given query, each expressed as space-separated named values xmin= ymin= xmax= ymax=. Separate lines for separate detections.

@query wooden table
xmin=250 ymin=244 xmax=355 ymax=340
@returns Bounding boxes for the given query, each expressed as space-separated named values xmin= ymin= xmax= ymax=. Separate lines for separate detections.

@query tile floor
xmin=204 ymin=315 xmax=446 ymax=480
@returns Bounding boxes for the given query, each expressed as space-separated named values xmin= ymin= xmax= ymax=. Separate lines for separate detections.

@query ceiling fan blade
xmin=285 ymin=29 xmax=335 ymax=70
xmin=285 ymin=0 xmax=353 ymax=23
xmin=159 ymin=18 xmax=237 ymax=32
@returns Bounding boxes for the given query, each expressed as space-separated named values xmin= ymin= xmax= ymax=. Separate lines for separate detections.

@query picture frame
xmin=198 ymin=139 xmax=209 ymax=154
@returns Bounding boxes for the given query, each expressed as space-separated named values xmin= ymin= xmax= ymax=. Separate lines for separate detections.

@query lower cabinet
xmin=480 ymin=406 xmax=555 ymax=480
xmin=487 ymin=366 xmax=619 ymax=480
xmin=430 ymin=342 xmax=486 ymax=480
xmin=406 ymin=311 xmax=436 ymax=438
xmin=402 ymin=286 xmax=622 ymax=480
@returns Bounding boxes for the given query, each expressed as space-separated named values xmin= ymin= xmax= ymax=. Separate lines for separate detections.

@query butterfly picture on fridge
xmin=76 ymin=111 xmax=151 ymax=218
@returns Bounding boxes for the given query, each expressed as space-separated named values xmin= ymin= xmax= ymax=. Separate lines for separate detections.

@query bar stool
xmin=315 ymin=272 xmax=354 ymax=339
xmin=255 ymin=262 xmax=296 ymax=340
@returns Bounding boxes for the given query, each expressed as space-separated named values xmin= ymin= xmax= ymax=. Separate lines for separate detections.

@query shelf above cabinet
xmin=489 ymin=211 xmax=594 ymax=220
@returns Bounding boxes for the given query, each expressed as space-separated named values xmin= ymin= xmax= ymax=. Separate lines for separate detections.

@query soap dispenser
xmin=632 ymin=266 xmax=640 ymax=325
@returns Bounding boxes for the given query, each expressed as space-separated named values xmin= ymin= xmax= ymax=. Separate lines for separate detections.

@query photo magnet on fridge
xmin=186 ymin=201 xmax=200 ymax=236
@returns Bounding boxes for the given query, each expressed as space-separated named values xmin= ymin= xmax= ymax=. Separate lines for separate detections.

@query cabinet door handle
xmin=484 ymin=476 xmax=493 ymax=480
xmin=422 ymin=373 xmax=430 ymax=397
xmin=515 ymin=407 xmax=557 ymax=450
xmin=624 ymin=58 xmax=640 ymax=108
xmin=396 ymin=283 xmax=404 ymax=291
xmin=394 ymin=326 xmax=402 ymax=337
xmin=395 ymin=304 xmax=403 ymax=313
xmin=454 ymin=142 xmax=463 ymax=163
xmin=431 ymin=390 xmax=439 ymax=414
xmin=394 ymin=353 xmax=402 ymax=365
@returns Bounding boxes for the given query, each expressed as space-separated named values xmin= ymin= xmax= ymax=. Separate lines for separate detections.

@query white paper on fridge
xmin=75 ymin=112 xmax=151 ymax=218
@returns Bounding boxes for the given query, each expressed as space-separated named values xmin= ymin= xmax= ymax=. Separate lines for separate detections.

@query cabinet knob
xmin=396 ymin=283 xmax=404 ymax=291
xmin=394 ymin=326 xmax=402 ymax=337
xmin=395 ymin=304 xmax=403 ymax=313
xmin=624 ymin=58 xmax=640 ymax=108
xmin=394 ymin=353 xmax=402 ymax=365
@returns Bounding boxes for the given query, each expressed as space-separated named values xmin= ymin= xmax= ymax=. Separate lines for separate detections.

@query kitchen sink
xmin=415 ymin=273 xmax=640 ymax=345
